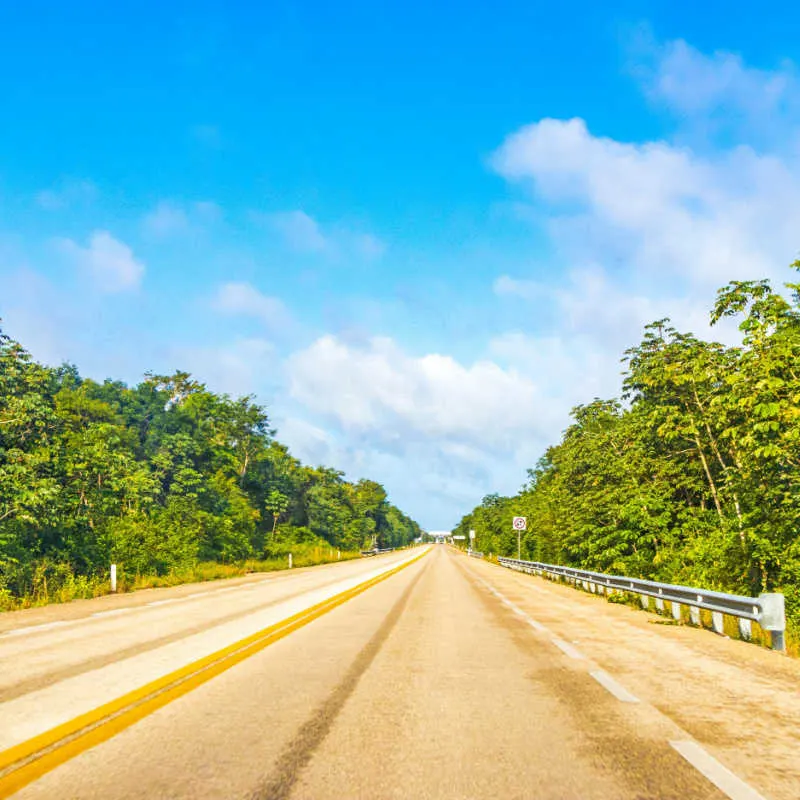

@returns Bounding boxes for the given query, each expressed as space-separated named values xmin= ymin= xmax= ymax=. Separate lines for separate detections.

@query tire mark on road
xmin=249 ymin=559 xmax=429 ymax=800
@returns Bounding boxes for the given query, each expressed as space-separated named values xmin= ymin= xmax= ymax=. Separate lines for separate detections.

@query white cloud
xmin=491 ymin=116 xmax=800 ymax=286
xmin=212 ymin=281 xmax=291 ymax=331
xmin=493 ymin=275 xmax=542 ymax=301
xmin=59 ymin=231 xmax=145 ymax=292
xmin=449 ymin=34 xmax=800 ymax=527
xmin=275 ymin=416 xmax=336 ymax=467
xmin=143 ymin=202 xmax=190 ymax=238
xmin=193 ymin=201 xmax=222 ymax=223
xmin=142 ymin=200 xmax=222 ymax=238
xmin=268 ymin=210 xmax=328 ymax=253
xmin=494 ymin=266 xmax=684 ymax=344
xmin=486 ymin=266 xmax=710 ymax=425
xmin=255 ymin=209 xmax=386 ymax=260
xmin=36 ymin=180 xmax=96 ymax=211
xmin=352 ymin=232 xmax=386 ymax=260
xmin=170 ymin=338 xmax=275 ymax=398
xmin=12 ymin=33 xmax=799 ymax=532
xmin=632 ymin=33 xmax=800 ymax=143
xmin=0 ymin=269 xmax=73 ymax=365
xmin=287 ymin=335 xmax=552 ymax=453
xmin=279 ymin=40 xmax=800 ymax=525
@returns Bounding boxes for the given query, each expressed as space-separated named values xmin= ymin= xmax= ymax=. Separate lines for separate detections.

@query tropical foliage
xmin=455 ymin=263 xmax=800 ymax=629
xmin=0 ymin=328 xmax=420 ymax=606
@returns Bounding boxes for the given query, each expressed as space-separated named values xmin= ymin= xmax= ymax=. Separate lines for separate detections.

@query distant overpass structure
xmin=428 ymin=531 xmax=452 ymax=543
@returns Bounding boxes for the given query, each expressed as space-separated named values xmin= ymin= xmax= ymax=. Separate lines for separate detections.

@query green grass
xmin=0 ymin=546 xmax=362 ymax=612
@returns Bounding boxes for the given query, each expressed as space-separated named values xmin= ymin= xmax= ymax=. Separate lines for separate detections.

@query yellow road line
xmin=0 ymin=549 xmax=429 ymax=798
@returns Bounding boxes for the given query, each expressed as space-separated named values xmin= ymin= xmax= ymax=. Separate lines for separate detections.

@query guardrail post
xmin=759 ymin=593 xmax=786 ymax=652
xmin=738 ymin=618 xmax=752 ymax=641
xmin=497 ymin=556 xmax=787 ymax=653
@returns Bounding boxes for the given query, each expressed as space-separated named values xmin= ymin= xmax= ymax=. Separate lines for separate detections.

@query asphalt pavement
xmin=1 ymin=546 xmax=797 ymax=799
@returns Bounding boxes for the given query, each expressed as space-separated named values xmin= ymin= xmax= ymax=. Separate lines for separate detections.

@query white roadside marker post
xmin=110 ymin=564 xmax=117 ymax=593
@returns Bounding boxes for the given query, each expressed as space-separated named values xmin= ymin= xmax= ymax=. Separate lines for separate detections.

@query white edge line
xmin=91 ymin=608 xmax=136 ymax=618
xmin=2 ymin=557 xmax=420 ymax=638
xmin=669 ymin=740 xmax=768 ymax=800
xmin=1 ymin=621 xmax=70 ymax=638
xmin=524 ymin=616 xmax=548 ymax=633
xmin=589 ymin=670 xmax=640 ymax=703
xmin=551 ymin=637 xmax=585 ymax=660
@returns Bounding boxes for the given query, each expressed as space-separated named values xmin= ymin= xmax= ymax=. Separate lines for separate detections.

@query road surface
xmin=1 ymin=546 xmax=798 ymax=799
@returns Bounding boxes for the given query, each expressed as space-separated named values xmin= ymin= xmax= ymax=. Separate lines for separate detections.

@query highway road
xmin=1 ymin=545 xmax=798 ymax=799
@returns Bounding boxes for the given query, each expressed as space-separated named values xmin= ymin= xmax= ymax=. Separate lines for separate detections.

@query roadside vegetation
xmin=0 ymin=330 xmax=421 ymax=610
xmin=456 ymin=263 xmax=800 ymax=637
xmin=0 ymin=544 xmax=363 ymax=611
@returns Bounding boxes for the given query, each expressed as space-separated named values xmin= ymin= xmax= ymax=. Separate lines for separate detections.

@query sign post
xmin=512 ymin=517 xmax=527 ymax=560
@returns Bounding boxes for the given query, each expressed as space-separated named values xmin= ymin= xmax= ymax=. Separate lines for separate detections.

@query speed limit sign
xmin=512 ymin=516 xmax=527 ymax=531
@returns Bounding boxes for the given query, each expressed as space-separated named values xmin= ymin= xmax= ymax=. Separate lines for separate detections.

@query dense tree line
xmin=0 ymin=327 xmax=421 ymax=604
xmin=455 ymin=264 xmax=800 ymax=629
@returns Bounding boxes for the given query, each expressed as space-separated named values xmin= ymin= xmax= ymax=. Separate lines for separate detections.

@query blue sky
xmin=2 ymin=2 xmax=800 ymax=529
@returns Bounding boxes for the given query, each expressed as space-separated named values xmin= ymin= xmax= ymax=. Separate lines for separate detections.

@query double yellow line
xmin=0 ymin=549 xmax=429 ymax=798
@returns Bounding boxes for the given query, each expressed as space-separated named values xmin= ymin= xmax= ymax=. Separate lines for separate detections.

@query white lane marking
xmin=1 ymin=621 xmax=69 ymax=638
xmin=590 ymin=670 xmax=640 ymax=703
xmin=146 ymin=599 xmax=181 ymax=607
xmin=91 ymin=608 xmax=136 ymax=618
xmin=481 ymin=581 xmax=550 ymax=633
xmin=669 ymin=741 xmax=767 ymax=800
xmin=487 ymin=567 xmax=765 ymax=799
xmin=551 ymin=637 xmax=585 ymax=660
xmin=525 ymin=617 xmax=548 ymax=633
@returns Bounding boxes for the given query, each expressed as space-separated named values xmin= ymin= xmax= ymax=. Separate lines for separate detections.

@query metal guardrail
xmin=467 ymin=550 xmax=484 ymax=559
xmin=497 ymin=557 xmax=787 ymax=651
